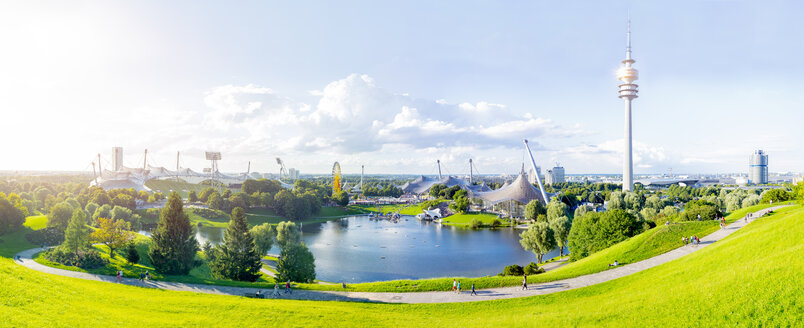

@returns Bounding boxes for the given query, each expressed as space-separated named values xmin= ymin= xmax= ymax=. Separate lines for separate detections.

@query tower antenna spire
xmin=626 ymin=12 xmax=632 ymax=60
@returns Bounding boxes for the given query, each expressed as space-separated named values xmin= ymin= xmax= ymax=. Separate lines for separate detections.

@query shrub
xmin=502 ymin=264 xmax=524 ymax=276
xmin=469 ymin=218 xmax=481 ymax=229
xmin=490 ymin=218 xmax=502 ymax=228
xmin=524 ymin=262 xmax=544 ymax=275
xmin=43 ymin=248 xmax=108 ymax=269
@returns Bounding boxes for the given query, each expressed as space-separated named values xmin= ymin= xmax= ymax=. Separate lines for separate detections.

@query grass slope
xmin=1 ymin=207 xmax=801 ymax=326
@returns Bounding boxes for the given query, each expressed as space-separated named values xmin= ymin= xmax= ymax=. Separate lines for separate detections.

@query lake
xmin=145 ymin=215 xmax=565 ymax=283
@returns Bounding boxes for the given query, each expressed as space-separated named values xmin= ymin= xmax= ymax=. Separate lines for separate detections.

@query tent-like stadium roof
xmin=471 ymin=171 xmax=549 ymax=205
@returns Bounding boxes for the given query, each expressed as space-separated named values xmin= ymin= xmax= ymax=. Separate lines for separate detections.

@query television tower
xmin=617 ymin=17 xmax=638 ymax=192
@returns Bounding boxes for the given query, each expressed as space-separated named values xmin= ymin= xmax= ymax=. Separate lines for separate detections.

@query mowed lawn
xmin=0 ymin=206 xmax=801 ymax=326
xmin=441 ymin=212 xmax=508 ymax=227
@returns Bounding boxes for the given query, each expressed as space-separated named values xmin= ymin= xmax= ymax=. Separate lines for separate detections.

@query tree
xmin=91 ymin=218 xmax=133 ymax=258
xmin=112 ymin=194 xmax=136 ymax=210
xmin=209 ymin=207 xmax=263 ymax=282
xmin=125 ymin=243 xmax=140 ymax=264
xmin=549 ymin=215 xmax=571 ymax=257
xmin=47 ymin=202 xmax=74 ymax=231
xmin=607 ymin=191 xmax=625 ymax=210
xmin=149 ymin=192 xmax=199 ymax=274
xmin=645 ymin=195 xmax=664 ymax=210
xmin=198 ymin=187 xmax=216 ymax=203
xmin=188 ymin=191 xmax=199 ymax=203
xmin=524 ymin=200 xmax=546 ymax=222
xmin=276 ymin=242 xmax=316 ymax=283
xmin=573 ymin=204 xmax=593 ymax=219
xmin=0 ymin=195 xmax=25 ymax=235
xmin=761 ymin=189 xmax=791 ymax=204
xmin=276 ymin=221 xmax=301 ymax=248
xmin=92 ymin=204 xmax=112 ymax=226
xmin=429 ymin=184 xmax=447 ymax=198
xmin=449 ymin=196 xmax=470 ymax=213
xmin=207 ymin=191 xmax=225 ymax=211
xmin=334 ymin=191 xmax=350 ymax=207
xmin=250 ymin=223 xmax=275 ymax=255
xmin=61 ymin=209 xmax=90 ymax=253
xmin=546 ymin=198 xmax=569 ymax=221
xmin=519 ymin=222 xmax=556 ymax=263
xmin=229 ymin=192 xmax=249 ymax=210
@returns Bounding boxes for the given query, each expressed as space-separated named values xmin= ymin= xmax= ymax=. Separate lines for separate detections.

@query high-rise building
xmin=288 ymin=168 xmax=299 ymax=180
xmin=617 ymin=19 xmax=639 ymax=192
xmin=749 ymin=150 xmax=768 ymax=184
xmin=546 ymin=166 xmax=565 ymax=185
xmin=112 ymin=147 xmax=123 ymax=171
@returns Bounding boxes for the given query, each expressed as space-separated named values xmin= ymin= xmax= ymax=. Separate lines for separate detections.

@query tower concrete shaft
xmin=617 ymin=18 xmax=638 ymax=192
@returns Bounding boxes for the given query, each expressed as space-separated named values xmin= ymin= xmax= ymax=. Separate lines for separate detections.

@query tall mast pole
xmin=98 ymin=153 xmax=102 ymax=178
xmin=523 ymin=139 xmax=549 ymax=203
xmin=469 ymin=158 xmax=473 ymax=184
xmin=143 ymin=149 xmax=148 ymax=169
xmin=437 ymin=160 xmax=442 ymax=180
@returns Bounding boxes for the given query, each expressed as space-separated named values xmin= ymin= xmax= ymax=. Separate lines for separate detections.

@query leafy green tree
xmin=0 ymin=195 xmax=25 ymax=235
xmin=207 ymin=191 xmax=225 ymax=211
xmin=92 ymin=204 xmax=112 ymax=226
xmin=91 ymin=218 xmax=133 ymax=258
xmin=742 ymin=195 xmax=761 ymax=208
xmin=645 ymin=195 xmax=664 ymax=210
xmin=573 ymin=204 xmax=593 ymax=219
xmin=276 ymin=242 xmax=316 ymax=283
xmin=276 ymin=221 xmax=301 ymax=248
xmin=546 ymin=198 xmax=569 ymax=221
xmin=524 ymin=200 xmax=546 ymax=222
xmin=149 ymin=192 xmax=199 ymax=274
xmin=607 ymin=191 xmax=625 ymax=210
xmin=549 ymin=215 xmax=571 ymax=257
xmin=229 ymin=192 xmax=249 ymax=209
xmin=209 ymin=207 xmax=263 ymax=282
xmin=761 ymin=189 xmax=791 ymax=204
xmin=250 ymin=223 xmax=275 ymax=255
xmin=519 ymin=222 xmax=556 ymax=263
xmin=125 ymin=243 xmax=140 ymax=264
xmin=661 ymin=206 xmax=679 ymax=218
xmin=47 ymin=202 xmax=74 ymax=231
xmin=449 ymin=196 xmax=470 ymax=213
xmin=623 ymin=192 xmax=644 ymax=211
xmin=429 ymin=184 xmax=447 ymax=198
xmin=334 ymin=191 xmax=350 ymax=207
xmin=112 ymin=194 xmax=136 ymax=210
xmin=198 ymin=187 xmax=216 ymax=203
xmin=188 ymin=191 xmax=199 ymax=203
xmin=61 ymin=209 xmax=90 ymax=253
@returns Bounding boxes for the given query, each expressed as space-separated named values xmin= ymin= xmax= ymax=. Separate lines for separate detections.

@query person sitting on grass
xmin=609 ymin=260 xmax=619 ymax=267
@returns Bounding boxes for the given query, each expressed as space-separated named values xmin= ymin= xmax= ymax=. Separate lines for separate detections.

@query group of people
xmin=683 ymin=235 xmax=700 ymax=246
xmin=268 ymin=281 xmax=293 ymax=297
xmin=138 ymin=271 xmax=151 ymax=282
xmin=451 ymin=279 xmax=477 ymax=296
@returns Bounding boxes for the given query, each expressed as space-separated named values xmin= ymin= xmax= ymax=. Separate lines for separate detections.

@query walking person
xmin=522 ymin=275 xmax=528 ymax=290
xmin=273 ymin=283 xmax=280 ymax=297
xmin=471 ymin=283 xmax=477 ymax=296
xmin=139 ymin=272 xmax=144 ymax=282
xmin=145 ymin=271 xmax=150 ymax=281
xmin=285 ymin=280 xmax=292 ymax=294
xmin=452 ymin=279 xmax=457 ymax=293
xmin=457 ymin=281 xmax=461 ymax=294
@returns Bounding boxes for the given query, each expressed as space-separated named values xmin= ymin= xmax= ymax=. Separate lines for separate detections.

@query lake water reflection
xmin=142 ymin=215 xmax=565 ymax=283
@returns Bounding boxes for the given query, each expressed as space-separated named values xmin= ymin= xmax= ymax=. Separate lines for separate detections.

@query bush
xmin=469 ymin=218 xmax=481 ymax=229
xmin=502 ymin=264 xmax=524 ymax=276
xmin=490 ymin=218 xmax=502 ymax=228
xmin=43 ymin=248 xmax=108 ymax=269
xmin=524 ymin=262 xmax=544 ymax=275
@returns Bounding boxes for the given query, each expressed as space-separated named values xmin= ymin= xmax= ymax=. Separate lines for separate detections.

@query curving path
xmin=13 ymin=206 xmax=786 ymax=304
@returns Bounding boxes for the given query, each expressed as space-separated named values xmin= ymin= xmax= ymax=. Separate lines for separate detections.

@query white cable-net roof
xmin=470 ymin=172 xmax=548 ymax=205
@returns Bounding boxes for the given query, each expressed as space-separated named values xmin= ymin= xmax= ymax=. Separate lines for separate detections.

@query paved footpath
xmin=13 ymin=206 xmax=786 ymax=304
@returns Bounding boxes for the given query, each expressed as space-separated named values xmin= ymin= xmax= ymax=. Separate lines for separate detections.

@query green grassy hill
xmin=0 ymin=206 xmax=801 ymax=326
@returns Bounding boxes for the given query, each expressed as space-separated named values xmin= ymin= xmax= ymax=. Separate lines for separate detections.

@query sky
xmin=0 ymin=0 xmax=802 ymax=175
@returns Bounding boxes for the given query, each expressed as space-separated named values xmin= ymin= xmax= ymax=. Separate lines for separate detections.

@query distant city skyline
xmin=1 ymin=1 xmax=802 ymax=175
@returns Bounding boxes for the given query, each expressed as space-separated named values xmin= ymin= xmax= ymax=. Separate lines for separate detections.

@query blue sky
xmin=0 ymin=1 xmax=801 ymax=175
